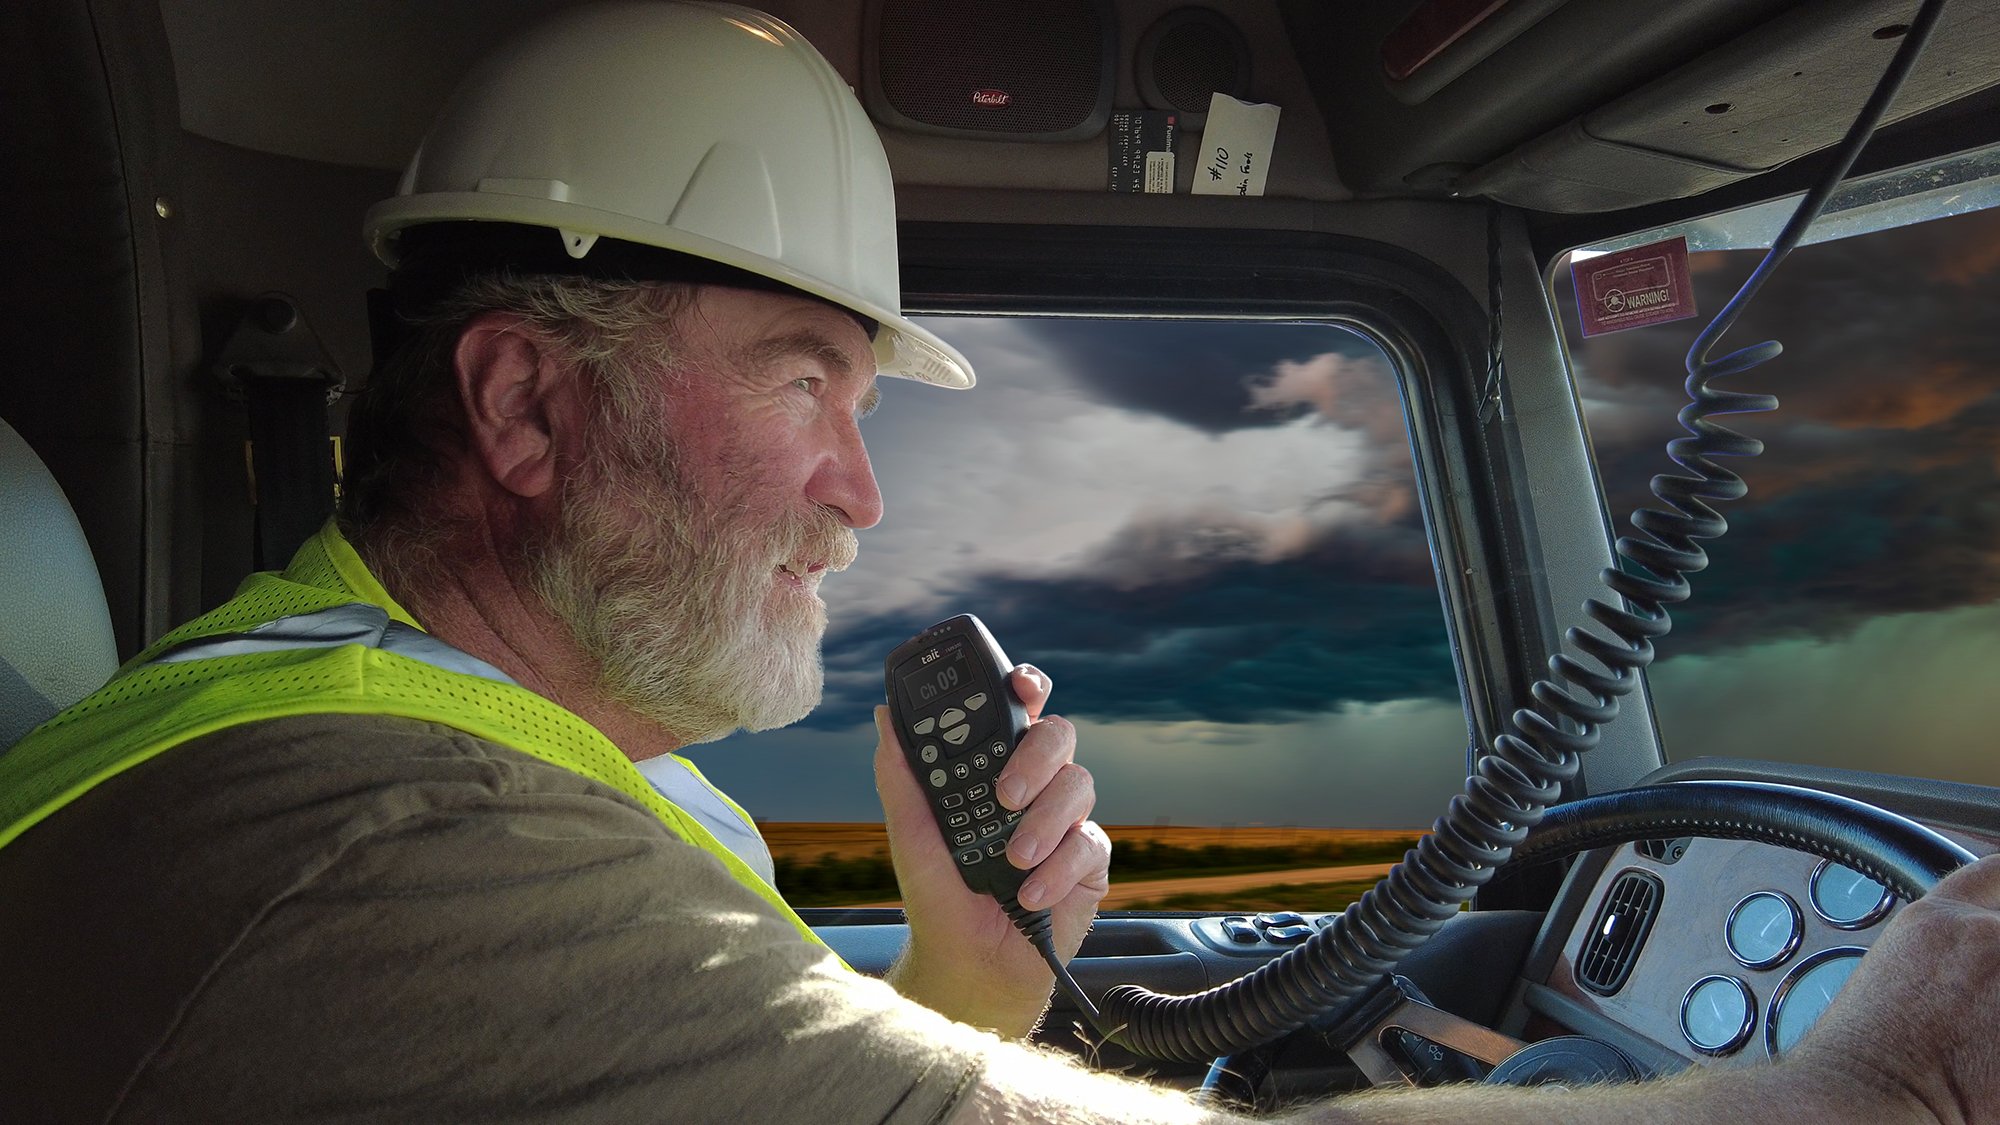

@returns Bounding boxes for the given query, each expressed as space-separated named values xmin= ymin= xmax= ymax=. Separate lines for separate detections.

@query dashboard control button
xmin=943 ymin=724 xmax=972 ymax=746
xmin=952 ymin=762 xmax=971 ymax=780
xmin=990 ymin=739 xmax=1009 ymax=758
xmin=946 ymin=811 xmax=970 ymax=828
xmin=952 ymin=830 xmax=977 ymax=847
xmin=1221 ymin=917 xmax=1261 ymax=944
xmin=972 ymin=802 xmax=996 ymax=819
xmin=1680 ymin=975 xmax=1755 ymax=1055
xmin=939 ymin=793 xmax=963 ymax=809
xmin=1726 ymin=891 xmax=1803 ymax=969
xmin=966 ymin=783 xmax=990 ymax=801
xmin=971 ymin=753 xmax=990 ymax=771
xmin=1256 ymin=911 xmax=1307 ymax=929
xmin=939 ymin=707 xmax=967 ymax=728
xmin=928 ymin=769 xmax=947 ymax=788
xmin=980 ymin=820 xmax=1003 ymax=838
xmin=1263 ymin=923 xmax=1314 ymax=944
xmin=965 ymin=692 xmax=989 ymax=711
xmin=920 ymin=744 xmax=938 ymax=764
xmin=912 ymin=717 xmax=936 ymax=735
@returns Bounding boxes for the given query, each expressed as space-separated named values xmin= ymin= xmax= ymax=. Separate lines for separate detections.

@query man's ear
xmin=453 ymin=312 xmax=568 ymax=499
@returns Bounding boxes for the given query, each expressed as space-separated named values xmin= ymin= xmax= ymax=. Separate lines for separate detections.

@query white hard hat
xmin=363 ymin=1 xmax=973 ymax=389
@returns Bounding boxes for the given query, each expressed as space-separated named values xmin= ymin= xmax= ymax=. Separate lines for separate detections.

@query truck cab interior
xmin=6 ymin=0 xmax=2000 ymax=1106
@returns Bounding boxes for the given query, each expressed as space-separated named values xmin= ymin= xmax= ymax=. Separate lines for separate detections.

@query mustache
xmin=772 ymin=502 xmax=860 ymax=576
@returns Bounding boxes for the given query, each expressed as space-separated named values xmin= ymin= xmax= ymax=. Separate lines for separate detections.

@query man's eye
xmin=793 ymin=378 xmax=815 ymax=393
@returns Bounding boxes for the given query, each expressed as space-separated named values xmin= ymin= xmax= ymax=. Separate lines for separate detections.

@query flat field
xmin=761 ymin=822 xmax=1423 ymax=910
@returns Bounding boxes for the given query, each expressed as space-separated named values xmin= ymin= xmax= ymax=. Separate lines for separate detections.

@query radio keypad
xmin=895 ymin=643 xmax=1028 ymax=891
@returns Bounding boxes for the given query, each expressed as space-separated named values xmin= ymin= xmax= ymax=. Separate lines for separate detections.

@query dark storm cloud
xmin=1558 ymin=207 xmax=2000 ymax=654
xmin=1020 ymin=319 xmax=1385 ymax=432
xmin=800 ymin=518 xmax=1455 ymax=730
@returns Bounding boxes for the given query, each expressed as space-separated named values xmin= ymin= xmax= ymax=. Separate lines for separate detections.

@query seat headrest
xmin=0 ymin=417 xmax=118 ymax=751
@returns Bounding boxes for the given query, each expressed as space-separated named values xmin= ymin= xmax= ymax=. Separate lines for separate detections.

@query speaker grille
xmin=1151 ymin=21 xmax=1242 ymax=114
xmin=876 ymin=0 xmax=1108 ymax=135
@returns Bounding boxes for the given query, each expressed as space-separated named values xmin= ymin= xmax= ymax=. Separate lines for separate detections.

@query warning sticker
xmin=1571 ymin=236 xmax=1698 ymax=336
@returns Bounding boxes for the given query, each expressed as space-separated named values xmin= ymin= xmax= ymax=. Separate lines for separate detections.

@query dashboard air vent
xmin=1575 ymin=870 xmax=1664 ymax=996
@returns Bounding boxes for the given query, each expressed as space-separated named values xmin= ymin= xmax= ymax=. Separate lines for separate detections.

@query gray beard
xmin=526 ymin=436 xmax=857 ymax=745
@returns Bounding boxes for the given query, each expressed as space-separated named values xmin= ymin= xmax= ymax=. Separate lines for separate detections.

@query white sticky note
xmin=1192 ymin=94 xmax=1281 ymax=198
xmin=1144 ymin=150 xmax=1175 ymax=194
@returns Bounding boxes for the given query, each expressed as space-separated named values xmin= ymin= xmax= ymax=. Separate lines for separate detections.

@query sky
xmin=685 ymin=204 xmax=2000 ymax=826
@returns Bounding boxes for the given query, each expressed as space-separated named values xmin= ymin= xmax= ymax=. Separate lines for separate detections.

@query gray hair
xmin=341 ymin=273 xmax=693 ymax=532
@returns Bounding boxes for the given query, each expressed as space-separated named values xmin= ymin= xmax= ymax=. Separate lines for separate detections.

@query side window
xmin=1559 ymin=207 xmax=2000 ymax=785
xmin=690 ymin=318 xmax=1468 ymax=911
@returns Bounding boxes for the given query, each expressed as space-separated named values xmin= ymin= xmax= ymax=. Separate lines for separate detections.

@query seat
xmin=0 ymin=417 xmax=118 ymax=751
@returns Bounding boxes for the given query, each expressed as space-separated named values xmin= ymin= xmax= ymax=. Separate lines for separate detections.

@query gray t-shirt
xmin=0 ymin=714 xmax=984 ymax=1123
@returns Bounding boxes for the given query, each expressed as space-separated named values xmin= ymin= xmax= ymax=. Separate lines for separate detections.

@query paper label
xmin=1192 ymin=94 xmax=1281 ymax=197
xmin=1571 ymin=236 xmax=1699 ymax=336
xmin=1110 ymin=110 xmax=1179 ymax=193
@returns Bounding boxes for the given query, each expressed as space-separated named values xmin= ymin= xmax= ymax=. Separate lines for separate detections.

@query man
xmin=2 ymin=4 xmax=1999 ymax=1123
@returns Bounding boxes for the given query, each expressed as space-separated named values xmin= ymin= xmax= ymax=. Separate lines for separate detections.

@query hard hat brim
xmin=366 ymin=193 xmax=974 ymax=390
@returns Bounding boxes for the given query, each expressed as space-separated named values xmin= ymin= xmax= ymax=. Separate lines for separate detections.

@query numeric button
xmin=952 ymin=830 xmax=977 ymax=847
xmin=946 ymin=811 xmax=970 ymax=828
xmin=939 ymin=793 xmax=963 ymax=809
xmin=979 ymin=820 xmax=1003 ymax=838
xmin=966 ymin=783 xmax=990 ymax=801
xmin=957 ymin=849 xmax=983 ymax=866
xmin=972 ymin=801 xmax=997 ymax=820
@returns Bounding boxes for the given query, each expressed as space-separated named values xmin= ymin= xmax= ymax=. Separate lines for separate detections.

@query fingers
xmin=995 ymin=713 xmax=1075 ymax=812
xmin=1924 ymin=852 xmax=2000 ymax=908
xmin=1009 ymin=665 xmax=1051 ymax=722
xmin=1019 ymin=819 xmax=1112 ymax=911
xmin=1006 ymin=761 xmax=1095 ymax=868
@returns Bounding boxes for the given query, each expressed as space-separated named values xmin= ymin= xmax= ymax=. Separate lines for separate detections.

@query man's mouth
xmin=775 ymin=561 xmax=828 ymax=591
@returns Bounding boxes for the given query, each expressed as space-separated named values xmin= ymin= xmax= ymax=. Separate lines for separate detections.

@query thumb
xmin=874 ymin=706 xmax=941 ymax=839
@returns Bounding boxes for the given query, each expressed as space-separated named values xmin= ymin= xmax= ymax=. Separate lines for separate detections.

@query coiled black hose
xmin=1078 ymin=0 xmax=1949 ymax=1065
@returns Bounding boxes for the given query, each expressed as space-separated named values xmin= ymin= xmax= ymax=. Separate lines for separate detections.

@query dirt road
xmin=845 ymin=861 xmax=1395 ymax=910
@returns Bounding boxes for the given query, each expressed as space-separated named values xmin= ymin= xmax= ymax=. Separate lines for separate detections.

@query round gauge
xmin=1680 ymin=975 xmax=1756 ymax=1055
xmin=1810 ymin=861 xmax=1895 ymax=929
xmin=1768 ymin=947 xmax=1867 ymax=1056
xmin=1726 ymin=891 xmax=1803 ymax=969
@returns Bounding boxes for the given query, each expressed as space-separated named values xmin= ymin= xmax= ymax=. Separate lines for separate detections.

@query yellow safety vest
xmin=0 ymin=522 xmax=826 ymax=947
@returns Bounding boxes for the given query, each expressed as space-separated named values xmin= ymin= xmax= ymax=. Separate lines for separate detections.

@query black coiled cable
xmin=1073 ymin=0 xmax=1949 ymax=1065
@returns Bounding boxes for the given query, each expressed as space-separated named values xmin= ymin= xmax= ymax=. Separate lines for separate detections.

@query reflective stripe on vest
xmin=0 ymin=523 xmax=820 ymax=947
xmin=150 ymin=602 xmax=778 ymax=886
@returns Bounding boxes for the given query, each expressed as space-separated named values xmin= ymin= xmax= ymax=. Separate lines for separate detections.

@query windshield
xmin=684 ymin=317 xmax=1464 ymax=911
xmin=1560 ymin=205 xmax=2000 ymax=785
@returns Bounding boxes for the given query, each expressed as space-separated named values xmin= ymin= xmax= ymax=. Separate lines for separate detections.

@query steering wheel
xmin=1216 ymin=780 xmax=1978 ymax=1104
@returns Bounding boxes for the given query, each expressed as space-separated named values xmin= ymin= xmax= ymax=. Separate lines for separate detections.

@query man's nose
xmin=807 ymin=424 xmax=883 ymax=530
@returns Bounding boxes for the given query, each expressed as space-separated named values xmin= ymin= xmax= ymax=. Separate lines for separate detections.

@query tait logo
xmin=970 ymin=89 xmax=1011 ymax=107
